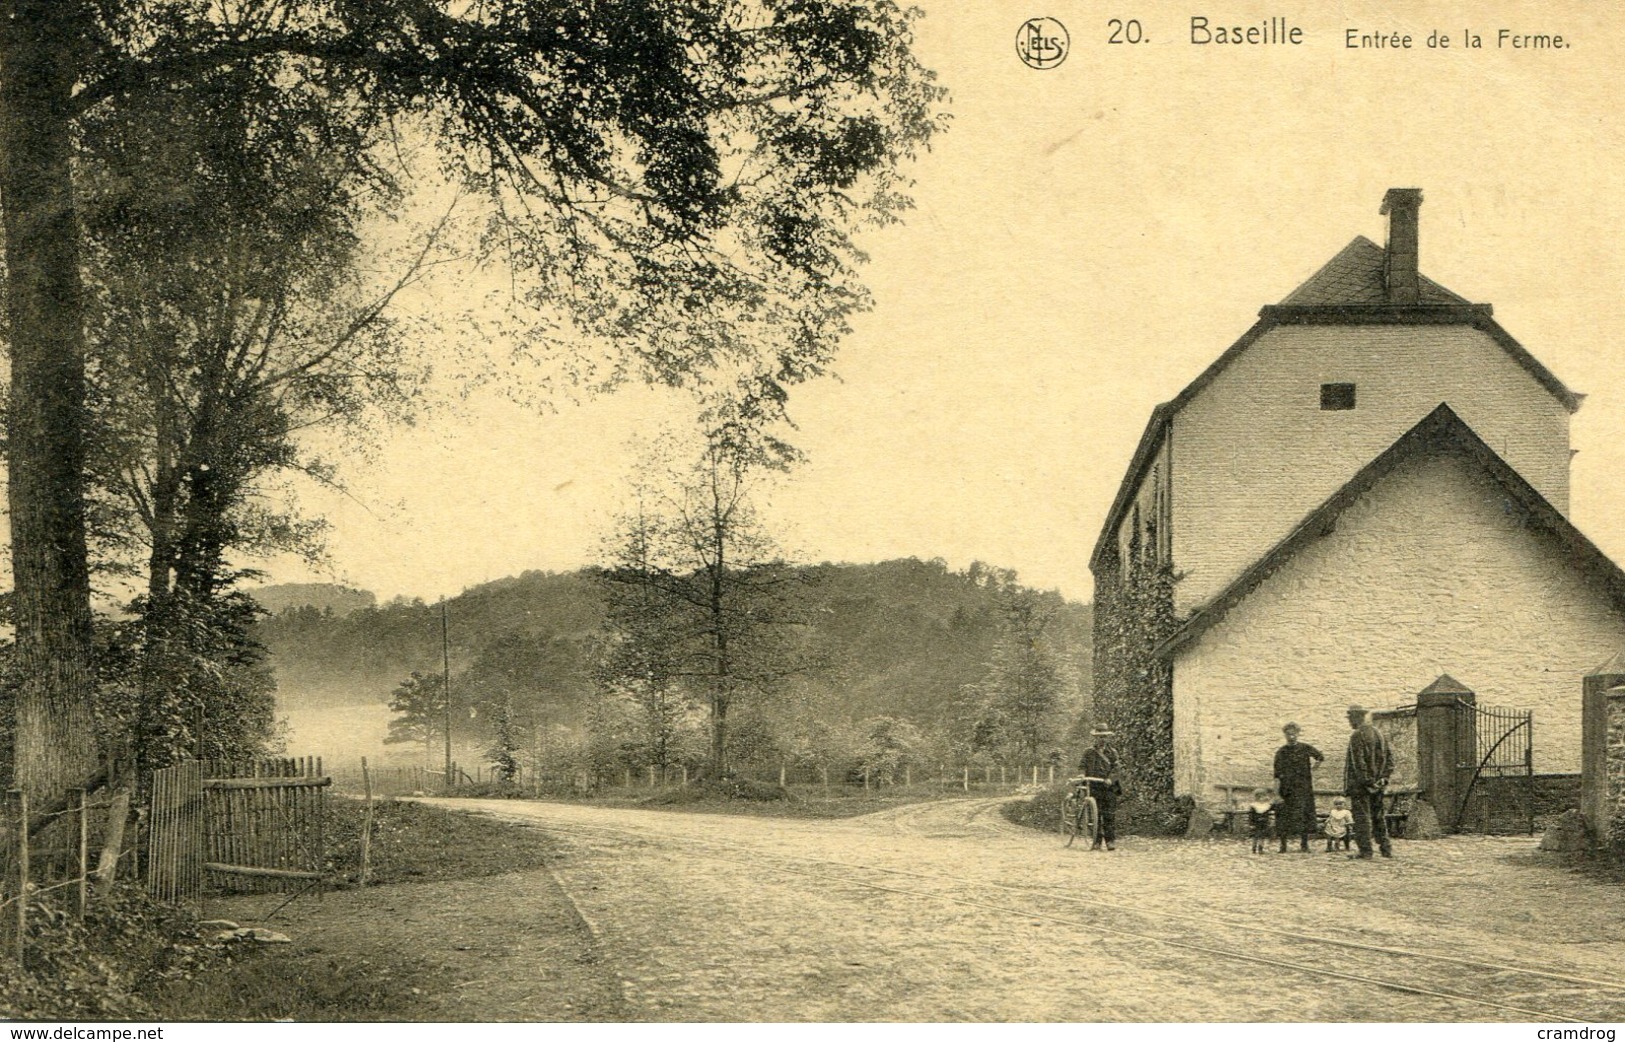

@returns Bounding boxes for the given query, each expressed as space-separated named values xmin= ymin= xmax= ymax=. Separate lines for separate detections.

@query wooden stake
xmin=96 ymin=790 xmax=130 ymax=894
xmin=76 ymin=788 xmax=88 ymax=919
xmin=16 ymin=789 xmax=29 ymax=972
xmin=359 ymin=758 xmax=374 ymax=887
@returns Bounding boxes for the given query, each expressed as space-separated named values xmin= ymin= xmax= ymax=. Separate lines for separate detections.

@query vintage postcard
xmin=3 ymin=0 xmax=1625 ymax=1031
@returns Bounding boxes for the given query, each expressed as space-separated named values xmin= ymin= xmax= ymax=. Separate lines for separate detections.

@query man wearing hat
xmin=1343 ymin=704 xmax=1394 ymax=859
xmin=1078 ymin=728 xmax=1123 ymax=851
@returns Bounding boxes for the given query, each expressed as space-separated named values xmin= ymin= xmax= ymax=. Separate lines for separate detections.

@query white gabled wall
xmin=1172 ymin=446 xmax=1623 ymax=808
xmin=1170 ymin=323 xmax=1571 ymax=613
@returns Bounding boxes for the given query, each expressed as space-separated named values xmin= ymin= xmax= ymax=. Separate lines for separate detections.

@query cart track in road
xmin=436 ymin=797 xmax=1625 ymax=1023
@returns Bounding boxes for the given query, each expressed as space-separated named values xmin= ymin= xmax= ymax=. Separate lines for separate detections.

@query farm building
xmin=1090 ymin=188 xmax=1625 ymax=820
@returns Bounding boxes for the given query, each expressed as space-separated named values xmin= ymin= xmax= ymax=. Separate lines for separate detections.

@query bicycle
xmin=1061 ymin=775 xmax=1107 ymax=848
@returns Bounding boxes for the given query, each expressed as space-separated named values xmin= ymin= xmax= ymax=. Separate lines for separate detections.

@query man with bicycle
xmin=1078 ymin=728 xmax=1123 ymax=851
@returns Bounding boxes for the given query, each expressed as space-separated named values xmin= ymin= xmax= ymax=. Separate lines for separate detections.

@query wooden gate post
xmin=1416 ymin=675 xmax=1475 ymax=832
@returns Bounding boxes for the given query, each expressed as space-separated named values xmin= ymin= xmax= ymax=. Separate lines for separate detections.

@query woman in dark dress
xmin=1272 ymin=722 xmax=1323 ymax=852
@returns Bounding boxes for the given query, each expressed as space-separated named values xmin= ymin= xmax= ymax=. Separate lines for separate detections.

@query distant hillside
xmin=256 ymin=560 xmax=1093 ymax=754
xmin=250 ymin=582 xmax=377 ymax=617
xmin=257 ymin=570 xmax=604 ymax=709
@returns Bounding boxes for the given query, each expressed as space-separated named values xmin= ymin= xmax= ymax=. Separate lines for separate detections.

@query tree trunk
xmin=709 ymin=690 xmax=729 ymax=777
xmin=0 ymin=1 xmax=99 ymax=802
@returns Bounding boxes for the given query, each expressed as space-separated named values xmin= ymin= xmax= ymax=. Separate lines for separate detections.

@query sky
xmin=261 ymin=1 xmax=1625 ymax=607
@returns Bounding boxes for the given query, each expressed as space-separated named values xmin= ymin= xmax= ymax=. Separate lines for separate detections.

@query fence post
xmin=77 ymin=788 xmax=89 ymax=919
xmin=96 ymin=790 xmax=130 ymax=895
xmin=682 ymin=765 xmax=688 ymax=788
xmin=863 ymin=767 xmax=870 ymax=791
xmin=962 ymin=767 xmax=969 ymax=793
xmin=14 ymin=789 xmax=28 ymax=973
xmin=1049 ymin=765 xmax=1055 ymax=785
xmin=905 ymin=765 xmax=911 ymax=788
xmin=360 ymin=758 xmax=374 ymax=887
xmin=1032 ymin=766 xmax=1038 ymax=786
xmin=779 ymin=764 xmax=786 ymax=787
xmin=822 ymin=766 xmax=830 ymax=792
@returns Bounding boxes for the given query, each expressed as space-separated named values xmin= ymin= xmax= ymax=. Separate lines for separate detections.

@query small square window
xmin=1320 ymin=383 xmax=1356 ymax=410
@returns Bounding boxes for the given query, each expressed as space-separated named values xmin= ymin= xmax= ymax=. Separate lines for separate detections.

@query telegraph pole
xmin=441 ymin=596 xmax=452 ymax=789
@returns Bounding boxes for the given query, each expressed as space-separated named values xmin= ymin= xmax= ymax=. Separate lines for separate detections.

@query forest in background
xmin=254 ymin=559 xmax=1093 ymax=777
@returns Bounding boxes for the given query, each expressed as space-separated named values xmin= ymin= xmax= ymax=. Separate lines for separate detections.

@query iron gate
xmin=1452 ymin=702 xmax=1535 ymax=835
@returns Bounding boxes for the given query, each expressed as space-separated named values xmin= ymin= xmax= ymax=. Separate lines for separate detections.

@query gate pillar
xmin=1417 ymin=675 xmax=1475 ymax=832
xmin=1582 ymin=652 xmax=1625 ymax=842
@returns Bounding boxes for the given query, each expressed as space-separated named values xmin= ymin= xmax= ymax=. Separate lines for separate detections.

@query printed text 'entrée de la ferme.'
xmin=1102 ymin=18 xmax=1572 ymax=49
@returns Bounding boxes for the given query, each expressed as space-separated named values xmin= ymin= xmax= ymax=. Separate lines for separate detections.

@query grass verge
xmin=454 ymin=780 xmax=987 ymax=820
xmin=5 ymin=799 xmax=577 ymax=1022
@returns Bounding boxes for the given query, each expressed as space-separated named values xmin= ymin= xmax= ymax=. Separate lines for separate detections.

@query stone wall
xmin=1609 ymin=693 xmax=1625 ymax=848
xmin=1171 ymin=445 xmax=1625 ymax=807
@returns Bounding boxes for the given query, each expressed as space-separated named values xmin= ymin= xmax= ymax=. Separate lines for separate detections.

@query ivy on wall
xmin=1092 ymin=549 xmax=1184 ymax=829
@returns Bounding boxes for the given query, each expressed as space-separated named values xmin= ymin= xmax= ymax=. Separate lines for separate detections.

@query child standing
xmin=1324 ymin=796 xmax=1355 ymax=851
xmin=1248 ymin=788 xmax=1276 ymax=854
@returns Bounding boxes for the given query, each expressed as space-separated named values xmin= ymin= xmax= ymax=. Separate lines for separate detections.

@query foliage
xmin=262 ymin=560 xmax=1093 ymax=779
xmin=1092 ymin=555 xmax=1182 ymax=810
xmin=460 ymin=631 xmax=594 ymax=776
xmin=852 ymin=715 xmax=928 ymax=783
xmin=323 ymin=796 xmax=560 ymax=887
xmin=1 ymin=0 xmax=947 ymax=803
xmin=1001 ymin=785 xmax=1195 ymax=838
xmin=0 ymin=887 xmax=215 ymax=1021
xmin=77 ymin=44 xmax=424 ymax=599
xmin=95 ymin=588 xmax=283 ymax=776
xmin=598 ymin=430 xmax=810 ymax=774
xmin=384 ymin=670 xmax=446 ymax=763
xmin=960 ymin=567 xmax=1078 ymax=759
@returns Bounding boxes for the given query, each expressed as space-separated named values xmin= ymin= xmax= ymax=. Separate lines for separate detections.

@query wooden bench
xmin=1210 ymin=784 xmax=1418 ymax=837
xmin=1315 ymin=786 xmax=1418 ymax=837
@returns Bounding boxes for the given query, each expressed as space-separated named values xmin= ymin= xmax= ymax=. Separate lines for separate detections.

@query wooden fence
xmin=148 ymin=757 xmax=331 ymax=909
xmin=330 ymin=760 xmax=1072 ymax=797
xmin=2 ymin=786 xmax=134 ymax=972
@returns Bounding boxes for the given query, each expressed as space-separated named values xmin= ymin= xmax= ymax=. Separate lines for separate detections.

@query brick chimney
xmin=1380 ymin=188 xmax=1422 ymax=304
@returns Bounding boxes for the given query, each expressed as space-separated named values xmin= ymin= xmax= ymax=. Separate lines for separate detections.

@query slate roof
xmin=1155 ymin=404 xmax=1625 ymax=657
xmin=1279 ymin=236 xmax=1469 ymax=306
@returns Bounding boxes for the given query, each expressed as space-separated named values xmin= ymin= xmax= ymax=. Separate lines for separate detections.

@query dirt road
xmin=392 ymin=796 xmax=1625 ymax=1022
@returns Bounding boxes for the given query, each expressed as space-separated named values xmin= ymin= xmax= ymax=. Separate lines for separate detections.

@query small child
xmin=1324 ymin=796 xmax=1354 ymax=851
xmin=1247 ymin=788 xmax=1276 ymax=854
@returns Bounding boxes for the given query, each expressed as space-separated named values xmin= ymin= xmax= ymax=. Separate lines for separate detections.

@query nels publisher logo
xmin=1016 ymin=17 xmax=1069 ymax=69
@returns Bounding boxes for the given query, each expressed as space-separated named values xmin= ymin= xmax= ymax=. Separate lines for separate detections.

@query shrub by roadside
xmin=0 ymin=888 xmax=213 ymax=1020
xmin=1002 ymin=784 xmax=1194 ymax=837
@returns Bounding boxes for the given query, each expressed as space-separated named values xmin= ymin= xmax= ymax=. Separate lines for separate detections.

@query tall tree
xmin=75 ymin=61 xmax=432 ymax=774
xmin=0 ymin=0 xmax=944 ymax=800
xmin=385 ymin=670 xmax=446 ymax=768
xmin=595 ymin=511 xmax=700 ymax=771
xmin=963 ymin=569 xmax=1071 ymax=759
xmin=602 ymin=427 xmax=804 ymax=775
xmin=461 ymin=631 xmax=591 ymax=777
